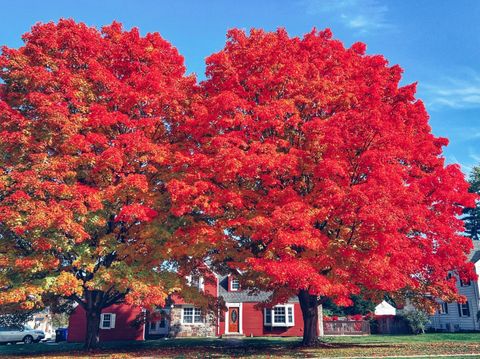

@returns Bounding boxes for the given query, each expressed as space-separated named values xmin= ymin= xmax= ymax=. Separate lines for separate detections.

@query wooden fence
xmin=323 ymin=320 xmax=371 ymax=335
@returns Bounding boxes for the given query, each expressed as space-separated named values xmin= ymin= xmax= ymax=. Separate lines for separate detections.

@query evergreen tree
xmin=464 ymin=167 xmax=480 ymax=241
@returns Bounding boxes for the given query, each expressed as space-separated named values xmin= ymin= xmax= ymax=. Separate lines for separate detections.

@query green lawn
xmin=1 ymin=333 xmax=480 ymax=358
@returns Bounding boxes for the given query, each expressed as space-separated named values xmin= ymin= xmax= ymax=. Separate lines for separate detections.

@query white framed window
xmin=231 ymin=279 xmax=240 ymax=291
xmin=438 ymin=302 xmax=448 ymax=315
xmin=458 ymin=302 xmax=470 ymax=317
xmin=460 ymin=279 xmax=471 ymax=287
xmin=264 ymin=304 xmax=294 ymax=327
xmin=186 ymin=275 xmax=205 ymax=291
xmin=181 ymin=307 xmax=204 ymax=324
xmin=99 ymin=313 xmax=116 ymax=329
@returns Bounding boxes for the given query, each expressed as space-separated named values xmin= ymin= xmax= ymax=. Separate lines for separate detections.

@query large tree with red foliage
xmin=0 ymin=20 xmax=199 ymax=349
xmin=169 ymin=28 xmax=477 ymax=345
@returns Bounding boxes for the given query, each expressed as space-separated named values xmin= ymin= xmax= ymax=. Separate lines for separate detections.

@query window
xmin=231 ymin=279 xmax=240 ymax=291
xmin=264 ymin=305 xmax=294 ymax=327
xmin=458 ymin=302 xmax=470 ymax=317
xmin=438 ymin=302 xmax=448 ymax=315
xmin=100 ymin=313 xmax=116 ymax=329
xmin=159 ymin=317 xmax=166 ymax=328
xmin=182 ymin=307 xmax=203 ymax=324
xmin=186 ymin=275 xmax=205 ymax=291
xmin=274 ymin=307 xmax=286 ymax=323
xmin=461 ymin=279 xmax=471 ymax=287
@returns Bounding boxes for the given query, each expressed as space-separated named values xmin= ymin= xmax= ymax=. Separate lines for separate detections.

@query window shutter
xmin=287 ymin=306 xmax=294 ymax=325
xmin=264 ymin=309 xmax=272 ymax=325
xmin=99 ymin=314 xmax=105 ymax=329
xmin=110 ymin=313 xmax=116 ymax=329
xmin=458 ymin=303 xmax=462 ymax=317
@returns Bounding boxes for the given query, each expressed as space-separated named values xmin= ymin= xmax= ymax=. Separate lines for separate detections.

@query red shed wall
xmin=67 ymin=304 xmax=144 ymax=343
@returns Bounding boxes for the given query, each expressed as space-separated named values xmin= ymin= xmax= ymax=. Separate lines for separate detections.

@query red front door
xmin=228 ymin=307 xmax=240 ymax=333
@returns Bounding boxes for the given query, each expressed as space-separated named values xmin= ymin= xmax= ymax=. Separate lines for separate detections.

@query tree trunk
xmin=83 ymin=290 xmax=105 ymax=350
xmin=298 ymin=289 xmax=319 ymax=346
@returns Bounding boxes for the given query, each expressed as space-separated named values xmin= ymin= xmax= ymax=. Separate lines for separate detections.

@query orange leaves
xmin=0 ymin=19 xmax=194 ymax=312
xmin=50 ymin=272 xmax=83 ymax=297
xmin=124 ymin=283 xmax=167 ymax=310
xmin=14 ymin=258 xmax=37 ymax=270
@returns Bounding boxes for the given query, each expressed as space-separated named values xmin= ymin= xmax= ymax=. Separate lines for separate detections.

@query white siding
xmin=429 ymin=268 xmax=480 ymax=331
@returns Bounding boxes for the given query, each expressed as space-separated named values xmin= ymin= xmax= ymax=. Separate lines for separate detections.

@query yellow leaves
xmin=0 ymin=285 xmax=44 ymax=307
xmin=49 ymin=272 xmax=83 ymax=297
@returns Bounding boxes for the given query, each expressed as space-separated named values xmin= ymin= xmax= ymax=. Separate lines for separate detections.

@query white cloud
xmin=300 ymin=0 xmax=391 ymax=33
xmin=422 ymin=70 xmax=480 ymax=110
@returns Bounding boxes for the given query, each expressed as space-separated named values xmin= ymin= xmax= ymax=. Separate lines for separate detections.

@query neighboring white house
xmin=375 ymin=301 xmax=397 ymax=316
xmin=26 ymin=309 xmax=54 ymax=340
xmin=429 ymin=240 xmax=480 ymax=332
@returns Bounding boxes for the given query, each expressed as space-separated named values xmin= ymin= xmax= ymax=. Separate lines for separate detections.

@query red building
xmin=68 ymin=304 xmax=145 ymax=342
xmin=67 ymin=272 xmax=310 ymax=342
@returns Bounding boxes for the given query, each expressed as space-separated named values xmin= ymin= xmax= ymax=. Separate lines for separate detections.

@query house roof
xmin=468 ymin=240 xmax=480 ymax=263
xmin=217 ymin=275 xmax=299 ymax=303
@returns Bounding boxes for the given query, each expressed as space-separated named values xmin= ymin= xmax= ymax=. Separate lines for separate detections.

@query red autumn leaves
xmin=0 ymin=20 xmax=476 ymax=316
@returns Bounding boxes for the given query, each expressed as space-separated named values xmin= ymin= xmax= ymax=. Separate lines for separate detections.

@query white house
xmin=429 ymin=240 xmax=480 ymax=332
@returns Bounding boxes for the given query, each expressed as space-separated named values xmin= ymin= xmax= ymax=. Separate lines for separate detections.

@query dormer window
xmin=231 ymin=279 xmax=240 ymax=291
xmin=186 ymin=275 xmax=204 ymax=291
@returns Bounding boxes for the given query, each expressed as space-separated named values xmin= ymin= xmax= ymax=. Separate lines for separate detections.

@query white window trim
xmin=99 ymin=313 xmax=116 ymax=329
xmin=181 ymin=306 xmax=204 ymax=325
xmin=186 ymin=275 xmax=205 ymax=292
xmin=438 ymin=302 xmax=448 ymax=315
xmin=458 ymin=302 xmax=470 ymax=317
xmin=264 ymin=304 xmax=294 ymax=327
xmin=230 ymin=279 xmax=240 ymax=291
xmin=225 ymin=303 xmax=243 ymax=334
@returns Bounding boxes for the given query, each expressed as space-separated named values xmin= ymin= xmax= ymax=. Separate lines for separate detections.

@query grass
xmin=1 ymin=333 xmax=480 ymax=358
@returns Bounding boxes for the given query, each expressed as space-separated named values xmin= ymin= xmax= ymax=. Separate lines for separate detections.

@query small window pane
xmin=183 ymin=308 xmax=193 ymax=323
xmin=274 ymin=307 xmax=286 ymax=324
xmin=102 ymin=314 xmax=112 ymax=328
xmin=231 ymin=279 xmax=240 ymax=290
xmin=194 ymin=308 xmax=203 ymax=323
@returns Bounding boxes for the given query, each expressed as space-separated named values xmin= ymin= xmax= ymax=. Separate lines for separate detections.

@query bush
xmin=400 ymin=310 xmax=430 ymax=334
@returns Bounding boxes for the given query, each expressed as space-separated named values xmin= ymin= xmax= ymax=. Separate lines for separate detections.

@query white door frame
xmin=225 ymin=303 xmax=243 ymax=334
xmin=149 ymin=309 xmax=170 ymax=335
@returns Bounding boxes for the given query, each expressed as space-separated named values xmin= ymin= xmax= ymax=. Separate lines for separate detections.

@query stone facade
xmin=168 ymin=306 xmax=216 ymax=337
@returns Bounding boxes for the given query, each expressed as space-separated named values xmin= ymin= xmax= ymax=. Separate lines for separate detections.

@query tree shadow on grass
xmin=0 ymin=338 xmax=400 ymax=358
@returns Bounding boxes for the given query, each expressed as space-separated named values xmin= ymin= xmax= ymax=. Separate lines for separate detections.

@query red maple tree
xmin=0 ymin=20 xmax=198 ymax=348
xmin=170 ymin=28 xmax=477 ymax=345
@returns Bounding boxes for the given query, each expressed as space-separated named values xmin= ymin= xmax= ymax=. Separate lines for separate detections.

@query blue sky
xmin=1 ymin=0 xmax=479 ymax=175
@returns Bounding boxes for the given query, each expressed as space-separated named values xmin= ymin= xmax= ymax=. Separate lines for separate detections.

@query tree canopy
xmin=0 ymin=22 xmax=476 ymax=347
xmin=0 ymin=20 xmax=204 ymax=347
xmin=169 ymin=29 xmax=477 ymax=343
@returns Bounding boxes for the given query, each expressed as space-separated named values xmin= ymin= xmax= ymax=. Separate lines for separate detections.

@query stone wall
xmin=169 ymin=306 xmax=216 ymax=337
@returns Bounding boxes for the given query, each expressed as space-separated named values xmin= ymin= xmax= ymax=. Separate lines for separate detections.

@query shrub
xmin=401 ymin=310 xmax=430 ymax=334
